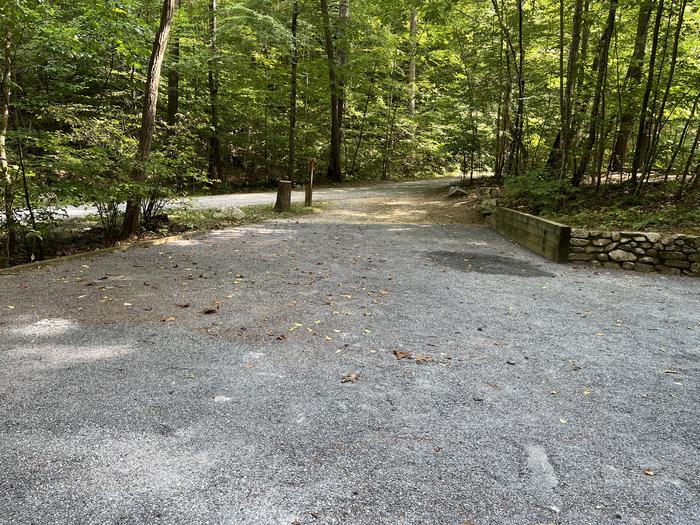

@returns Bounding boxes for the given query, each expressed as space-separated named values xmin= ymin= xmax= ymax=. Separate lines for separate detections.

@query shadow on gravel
xmin=426 ymin=251 xmax=556 ymax=277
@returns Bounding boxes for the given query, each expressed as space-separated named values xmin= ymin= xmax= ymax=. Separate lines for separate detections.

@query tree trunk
xmin=559 ymin=0 xmax=584 ymax=181
xmin=630 ymin=0 xmax=665 ymax=185
xmin=641 ymin=0 xmax=686 ymax=183
xmin=610 ymin=0 xmax=653 ymax=173
xmin=513 ymin=0 xmax=525 ymax=176
xmin=121 ymin=0 xmax=177 ymax=239
xmin=166 ymin=0 xmax=180 ymax=127
xmin=572 ymin=0 xmax=617 ymax=186
xmin=288 ymin=0 xmax=300 ymax=183
xmin=208 ymin=0 xmax=221 ymax=181
xmin=665 ymin=92 xmax=699 ymax=179
xmin=677 ymin=118 xmax=700 ymax=199
xmin=336 ymin=0 xmax=349 ymax=175
xmin=408 ymin=7 xmax=418 ymax=116
xmin=1 ymin=30 xmax=14 ymax=263
xmin=320 ymin=0 xmax=342 ymax=182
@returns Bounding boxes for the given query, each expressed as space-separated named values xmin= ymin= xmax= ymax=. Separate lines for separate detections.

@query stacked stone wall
xmin=569 ymin=230 xmax=700 ymax=277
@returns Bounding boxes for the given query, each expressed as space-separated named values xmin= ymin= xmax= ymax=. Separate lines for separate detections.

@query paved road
xmin=1 ymin=184 xmax=699 ymax=524
xmin=59 ymin=178 xmax=461 ymax=218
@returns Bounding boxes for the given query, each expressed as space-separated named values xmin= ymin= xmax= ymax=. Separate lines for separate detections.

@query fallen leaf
xmin=559 ymin=418 xmax=569 ymax=424
xmin=161 ymin=316 xmax=177 ymax=322
xmin=643 ymin=469 xmax=655 ymax=476
xmin=6 ymin=305 xmax=15 ymax=309
xmin=583 ymin=388 xmax=592 ymax=396
xmin=414 ymin=354 xmax=432 ymax=363
xmin=176 ymin=303 xmax=190 ymax=308
xmin=123 ymin=303 xmax=132 ymax=307
xmin=276 ymin=334 xmax=288 ymax=341
xmin=202 ymin=307 xmax=219 ymax=314
xmin=243 ymin=362 xmax=255 ymax=369
xmin=341 ymin=372 xmax=359 ymax=383
xmin=393 ymin=349 xmax=412 ymax=360
xmin=595 ymin=332 xmax=605 ymax=337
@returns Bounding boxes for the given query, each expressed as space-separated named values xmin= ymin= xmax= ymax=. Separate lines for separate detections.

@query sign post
xmin=305 ymin=159 xmax=316 ymax=207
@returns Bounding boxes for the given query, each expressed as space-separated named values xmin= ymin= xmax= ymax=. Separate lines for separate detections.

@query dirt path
xmin=311 ymin=184 xmax=483 ymax=225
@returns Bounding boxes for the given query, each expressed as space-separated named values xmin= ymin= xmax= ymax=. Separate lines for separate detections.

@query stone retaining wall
xmin=569 ymin=230 xmax=700 ymax=277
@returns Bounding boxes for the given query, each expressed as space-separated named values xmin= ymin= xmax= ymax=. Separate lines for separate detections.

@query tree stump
xmin=274 ymin=180 xmax=292 ymax=212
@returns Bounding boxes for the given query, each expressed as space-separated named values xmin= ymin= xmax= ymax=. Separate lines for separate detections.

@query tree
xmin=288 ymin=0 xmax=300 ymax=183
xmin=121 ymin=0 xmax=177 ymax=239
xmin=319 ymin=0 xmax=342 ymax=182
xmin=1 ymin=30 xmax=14 ymax=262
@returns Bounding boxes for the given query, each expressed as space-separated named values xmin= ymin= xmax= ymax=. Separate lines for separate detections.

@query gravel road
xmin=59 ymin=178 xmax=460 ymax=218
xmin=1 ymin=182 xmax=698 ymax=525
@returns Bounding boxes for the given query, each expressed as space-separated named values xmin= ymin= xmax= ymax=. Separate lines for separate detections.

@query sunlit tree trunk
xmin=1 ymin=30 xmax=15 ymax=263
xmin=121 ymin=0 xmax=177 ymax=239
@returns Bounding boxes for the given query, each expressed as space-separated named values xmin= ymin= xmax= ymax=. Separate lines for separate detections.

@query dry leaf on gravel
xmin=341 ymin=373 xmax=359 ymax=383
xmin=161 ymin=316 xmax=177 ymax=322
xmin=393 ymin=349 xmax=412 ymax=360
xmin=644 ymin=469 xmax=655 ymax=476
xmin=414 ymin=354 xmax=432 ymax=363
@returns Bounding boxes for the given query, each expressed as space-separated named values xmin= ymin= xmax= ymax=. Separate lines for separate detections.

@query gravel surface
xmin=1 ymin=183 xmax=699 ymax=525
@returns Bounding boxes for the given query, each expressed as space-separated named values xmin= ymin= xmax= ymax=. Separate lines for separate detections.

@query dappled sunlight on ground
xmin=8 ymin=343 xmax=135 ymax=367
xmin=10 ymin=318 xmax=79 ymax=338
xmin=307 ymin=188 xmax=482 ymax=225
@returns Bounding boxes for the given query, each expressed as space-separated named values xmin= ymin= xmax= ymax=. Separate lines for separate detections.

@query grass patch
xmin=167 ymin=203 xmax=324 ymax=232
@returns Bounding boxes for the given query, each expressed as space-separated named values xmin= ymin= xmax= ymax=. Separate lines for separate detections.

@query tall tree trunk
xmin=677 ymin=118 xmax=700 ymax=198
xmin=665 ymin=92 xmax=699 ymax=179
xmin=610 ymin=0 xmax=653 ymax=173
xmin=320 ymin=0 xmax=342 ymax=182
xmin=559 ymin=0 xmax=585 ymax=182
xmin=166 ymin=0 xmax=180 ymax=127
xmin=349 ymin=68 xmax=375 ymax=177
xmin=641 ymin=0 xmax=685 ymax=183
xmin=630 ymin=0 xmax=665 ymax=185
xmin=572 ymin=0 xmax=617 ymax=186
xmin=408 ymin=7 xmax=418 ymax=116
xmin=1 ymin=30 xmax=14 ymax=263
xmin=288 ymin=0 xmax=300 ymax=183
xmin=208 ymin=0 xmax=221 ymax=181
xmin=121 ymin=0 xmax=177 ymax=239
xmin=336 ymin=0 xmax=349 ymax=175
xmin=513 ymin=0 xmax=525 ymax=176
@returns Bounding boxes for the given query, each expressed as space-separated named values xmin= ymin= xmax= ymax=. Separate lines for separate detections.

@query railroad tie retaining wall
xmin=494 ymin=208 xmax=571 ymax=263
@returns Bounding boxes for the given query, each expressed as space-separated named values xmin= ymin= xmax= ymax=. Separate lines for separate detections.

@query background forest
xmin=1 ymin=0 xmax=699 ymax=265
